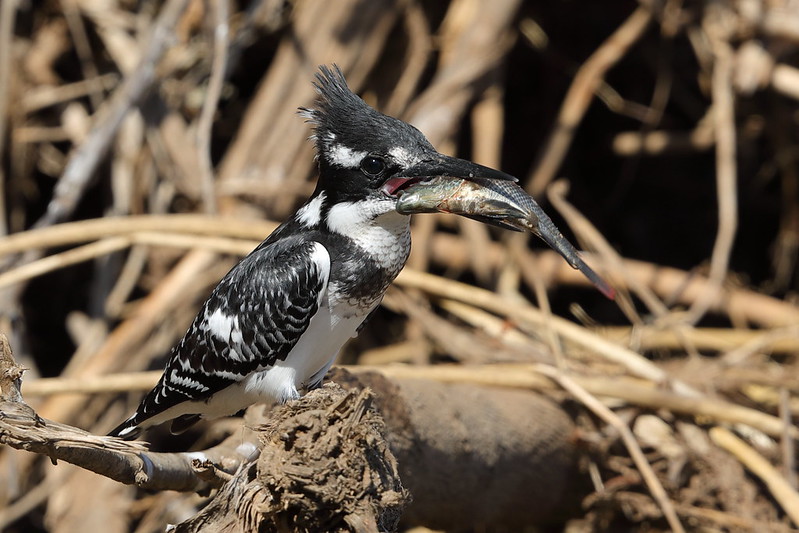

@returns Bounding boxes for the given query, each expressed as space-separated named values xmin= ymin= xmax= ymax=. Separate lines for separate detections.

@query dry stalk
xmin=0 ymin=0 xmax=17 ymax=237
xmin=527 ymin=5 xmax=653 ymax=194
xmin=194 ymin=0 xmax=228 ymax=214
xmin=0 ymin=214 xmax=276 ymax=258
xmin=33 ymin=0 xmax=191 ymax=230
xmin=395 ymin=268 xmax=698 ymax=394
xmin=686 ymin=16 xmax=738 ymax=325
xmin=20 ymin=363 xmax=795 ymax=441
xmin=547 ymin=181 xmax=702 ymax=359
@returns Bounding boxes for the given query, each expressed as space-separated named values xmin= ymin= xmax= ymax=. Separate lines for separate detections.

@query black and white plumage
xmin=109 ymin=65 xmax=515 ymax=440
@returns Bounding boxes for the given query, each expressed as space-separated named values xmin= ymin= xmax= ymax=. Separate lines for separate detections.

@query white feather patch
xmin=309 ymin=241 xmax=332 ymax=284
xmin=205 ymin=309 xmax=236 ymax=340
xmin=325 ymin=201 xmax=369 ymax=233
xmin=296 ymin=192 xmax=326 ymax=227
xmin=169 ymin=370 xmax=210 ymax=392
xmin=389 ymin=146 xmax=420 ymax=168
xmin=326 ymin=143 xmax=366 ymax=168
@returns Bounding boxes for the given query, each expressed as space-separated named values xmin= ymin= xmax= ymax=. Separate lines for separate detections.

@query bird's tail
xmin=107 ymin=414 xmax=144 ymax=441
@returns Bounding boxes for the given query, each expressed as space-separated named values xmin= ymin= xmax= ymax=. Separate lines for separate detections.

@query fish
xmin=396 ymin=177 xmax=615 ymax=300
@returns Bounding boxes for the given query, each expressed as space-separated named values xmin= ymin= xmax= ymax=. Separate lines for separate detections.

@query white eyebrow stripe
xmin=389 ymin=146 xmax=420 ymax=168
xmin=326 ymin=144 xmax=366 ymax=168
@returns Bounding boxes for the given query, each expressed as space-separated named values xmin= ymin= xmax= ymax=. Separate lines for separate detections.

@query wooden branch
xmin=612 ymin=128 xmax=714 ymax=155
xmin=0 ymin=333 xmax=255 ymax=492
xmin=0 ymin=0 xmax=17 ymax=237
xmin=0 ymin=214 xmax=276 ymax=258
xmin=686 ymin=16 xmax=738 ymax=324
xmin=194 ymin=0 xmax=228 ymax=214
xmin=596 ymin=325 xmax=799 ymax=354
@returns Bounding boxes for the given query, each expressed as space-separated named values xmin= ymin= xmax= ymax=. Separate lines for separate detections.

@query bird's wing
xmin=132 ymin=238 xmax=331 ymax=425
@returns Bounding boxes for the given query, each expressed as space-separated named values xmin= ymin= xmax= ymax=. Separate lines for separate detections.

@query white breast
xmin=325 ymin=198 xmax=411 ymax=271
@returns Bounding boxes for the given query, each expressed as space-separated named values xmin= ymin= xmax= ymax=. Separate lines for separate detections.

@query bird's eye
xmin=360 ymin=156 xmax=386 ymax=177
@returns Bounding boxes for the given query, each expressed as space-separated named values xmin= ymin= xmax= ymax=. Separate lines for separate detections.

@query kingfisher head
xmin=298 ymin=65 xmax=516 ymax=231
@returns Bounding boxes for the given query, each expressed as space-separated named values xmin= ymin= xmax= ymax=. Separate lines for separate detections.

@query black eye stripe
xmin=360 ymin=155 xmax=386 ymax=176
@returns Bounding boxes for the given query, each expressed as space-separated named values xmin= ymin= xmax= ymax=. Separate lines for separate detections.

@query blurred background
xmin=1 ymin=0 xmax=799 ymax=531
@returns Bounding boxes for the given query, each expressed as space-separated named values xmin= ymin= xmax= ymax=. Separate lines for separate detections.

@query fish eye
xmin=360 ymin=155 xmax=386 ymax=177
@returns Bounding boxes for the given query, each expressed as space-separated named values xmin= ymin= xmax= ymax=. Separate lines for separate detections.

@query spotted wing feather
xmin=109 ymin=238 xmax=330 ymax=437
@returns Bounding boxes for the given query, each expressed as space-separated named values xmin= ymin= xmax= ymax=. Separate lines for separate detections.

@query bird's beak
xmin=382 ymin=153 xmax=517 ymax=196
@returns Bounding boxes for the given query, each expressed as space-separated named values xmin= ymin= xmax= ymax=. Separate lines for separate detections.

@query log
xmin=332 ymin=369 xmax=577 ymax=530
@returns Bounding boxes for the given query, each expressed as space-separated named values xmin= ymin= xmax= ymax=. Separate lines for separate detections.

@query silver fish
xmin=397 ymin=177 xmax=615 ymax=299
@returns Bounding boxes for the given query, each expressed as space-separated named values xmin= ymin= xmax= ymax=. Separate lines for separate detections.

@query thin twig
xmin=194 ymin=0 xmax=229 ymax=214
xmin=428 ymin=233 xmax=799 ymax=327
xmin=527 ymin=5 xmax=653 ymax=194
xmin=673 ymin=502 xmax=795 ymax=533
xmin=686 ymin=18 xmax=738 ymax=325
xmin=21 ymin=73 xmax=119 ymax=113
xmin=384 ymin=0 xmax=431 ymax=117
xmin=598 ymin=324 xmax=799 ymax=354
xmin=780 ymin=388 xmax=797 ymax=489
xmin=721 ymin=325 xmax=799 ymax=365
xmin=22 ymin=364 xmax=795 ymax=440
xmin=0 ymin=232 xmax=260 ymax=289
xmin=0 ymin=214 xmax=276 ymax=258
xmin=0 ymin=237 xmax=132 ymax=289
xmin=0 ymin=0 xmax=18 ymax=236
xmin=395 ymin=268 xmax=699 ymax=396
xmin=33 ymin=0 xmax=190 ymax=229
xmin=23 ymin=370 xmax=162 ymax=395
xmin=507 ymin=236 xmax=564 ymax=367
xmin=547 ymin=180 xmax=702 ymax=359
xmin=62 ymin=0 xmax=103 ymax=110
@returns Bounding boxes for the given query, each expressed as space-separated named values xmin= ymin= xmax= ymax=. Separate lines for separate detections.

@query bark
xmin=174 ymin=386 xmax=408 ymax=533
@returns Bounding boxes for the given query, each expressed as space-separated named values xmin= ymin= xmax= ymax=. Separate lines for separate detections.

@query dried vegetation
xmin=1 ymin=0 xmax=799 ymax=531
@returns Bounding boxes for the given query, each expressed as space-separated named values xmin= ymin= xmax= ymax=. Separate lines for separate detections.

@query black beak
xmin=383 ymin=153 xmax=517 ymax=196
xmin=402 ymin=153 xmax=518 ymax=182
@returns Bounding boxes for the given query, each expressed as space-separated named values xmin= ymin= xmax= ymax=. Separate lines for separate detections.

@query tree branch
xmin=0 ymin=333 xmax=255 ymax=492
